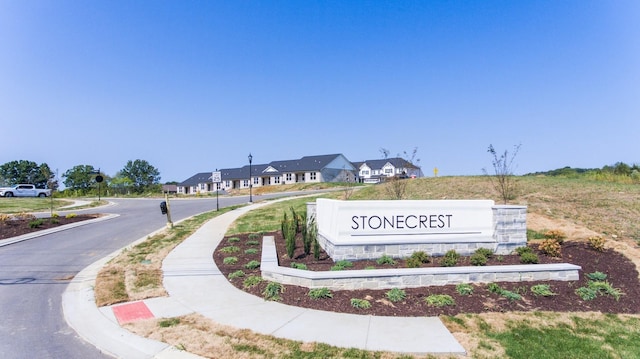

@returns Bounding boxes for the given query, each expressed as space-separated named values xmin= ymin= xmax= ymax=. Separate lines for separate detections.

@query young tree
xmin=380 ymin=147 xmax=421 ymax=200
xmin=120 ymin=159 xmax=161 ymax=194
xmin=483 ymin=144 xmax=521 ymax=204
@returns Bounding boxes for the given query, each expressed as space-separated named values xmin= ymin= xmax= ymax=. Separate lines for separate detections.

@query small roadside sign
xmin=212 ymin=171 xmax=222 ymax=183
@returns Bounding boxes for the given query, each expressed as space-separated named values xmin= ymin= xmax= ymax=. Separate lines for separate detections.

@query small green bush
xmin=575 ymin=286 xmax=598 ymax=301
xmin=228 ymin=270 xmax=245 ymax=279
xmin=425 ymin=294 xmax=455 ymax=307
xmin=588 ymin=281 xmax=624 ymax=300
xmin=66 ymin=213 xmax=77 ymax=219
xmin=223 ymin=257 xmax=238 ymax=265
xmin=246 ymin=240 xmax=260 ymax=246
xmin=410 ymin=251 xmax=430 ymax=263
xmin=456 ymin=283 xmax=474 ymax=296
xmin=376 ymin=255 xmax=396 ymax=265
xmin=531 ymin=284 xmax=556 ymax=297
xmin=244 ymin=260 xmax=260 ymax=270
xmin=228 ymin=237 xmax=240 ymax=243
xmin=243 ymin=276 xmax=262 ymax=288
xmin=244 ymin=248 xmax=258 ymax=255
xmin=440 ymin=250 xmax=459 ymax=267
xmin=159 ymin=318 xmax=181 ymax=327
xmin=520 ymin=251 xmax=539 ymax=264
xmin=248 ymin=233 xmax=260 ymax=240
xmin=385 ymin=288 xmax=407 ymax=302
xmin=475 ymin=248 xmax=494 ymax=258
xmin=291 ymin=262 xmax=308 ymax=270
xmin=470 ymin=252 xmax=488 ymax=266
xmin=331 ymin=260 xmax=354 ymax=270
xmin=28 ymin=219 xmax=44 ymax=228
xmin=406 ymin=257 xmax=423 ymax=268
xmin=220 ymin=246 xmax=240 ymax=253
xmin=587 ymin=271 xmax=607 ymax=281
xmin=350 ymin=298 xmax=371 ymax=309
xmin=515 ymin=246 xmax=533 ymax=255
xmin=263 ymin=282 xmax=284 ymax=301
xmin=308 ymin=288 xmax=333 ymax=300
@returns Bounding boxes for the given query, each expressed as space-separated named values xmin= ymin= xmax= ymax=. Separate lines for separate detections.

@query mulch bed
xmin=0 ymin=214 xmax=99 ymax=240
xmin=214 ymin=232 xmax=640 ymax=316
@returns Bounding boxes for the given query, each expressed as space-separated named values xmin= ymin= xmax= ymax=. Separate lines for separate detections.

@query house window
xmin=253 ymin=177 xmax=259 ymax=185
xmin=225 ymin=181 xmax=231 ymax=187
xmin=243 ymin=179 xmax=249 ymax=187
xmin=310 ymin=172 xmax=317 ymax=180
xmin=362 ymin=170 xmax=370 ymax=175
xmin=286 ymin=173 xmax=292 ymax=181
xmin=274 ymin=176 xmax=281 ymax=184
xmin=385 ymin=168 xmax=393 ymax=174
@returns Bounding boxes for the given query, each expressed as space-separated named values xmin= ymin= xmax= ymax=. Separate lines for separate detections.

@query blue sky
xmin=1 ymin=1 xmax=638 ymax=183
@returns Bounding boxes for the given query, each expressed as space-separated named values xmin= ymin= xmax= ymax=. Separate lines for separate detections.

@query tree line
xmin=0 ymin=159 xmax=162 ymax=196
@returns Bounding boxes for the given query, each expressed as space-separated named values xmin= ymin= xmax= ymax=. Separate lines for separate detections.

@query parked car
xmin=0 ymin=184 xmax=52 ymax=197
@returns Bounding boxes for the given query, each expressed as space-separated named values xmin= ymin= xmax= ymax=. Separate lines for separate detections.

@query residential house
xmin=177 ymin=154 xmax=358 ymax=195
xmin=353 ymin=158 xmax=423 ymax=184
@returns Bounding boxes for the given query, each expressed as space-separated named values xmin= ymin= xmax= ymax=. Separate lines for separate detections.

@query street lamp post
xmin=248 ymin=153 xmax=253 ymax=203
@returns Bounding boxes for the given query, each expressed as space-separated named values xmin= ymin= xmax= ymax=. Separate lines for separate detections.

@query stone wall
xmin=261 ymin=236 xmax=581 ymax=290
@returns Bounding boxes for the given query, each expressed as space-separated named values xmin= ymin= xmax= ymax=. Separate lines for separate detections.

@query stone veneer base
xmin=260 ymin=236 xmax=581 ymax=290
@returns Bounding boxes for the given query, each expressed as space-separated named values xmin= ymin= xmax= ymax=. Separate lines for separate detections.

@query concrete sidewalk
xmin=63 ymin=203 xmax=466 ymax=358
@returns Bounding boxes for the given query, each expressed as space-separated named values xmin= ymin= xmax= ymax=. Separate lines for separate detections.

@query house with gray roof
xmin=177 ymin=154 xmax=358 ymax=195
xmin=353 ymin=157 xmax=423 ymax=184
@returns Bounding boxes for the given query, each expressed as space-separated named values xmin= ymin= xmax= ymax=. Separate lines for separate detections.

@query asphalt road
xmin=0 ymin=193 xmax=300 ymax=358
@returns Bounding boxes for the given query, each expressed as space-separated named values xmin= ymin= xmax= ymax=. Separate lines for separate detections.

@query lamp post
xmin=248 ymin=153 xmax=253 ymax=203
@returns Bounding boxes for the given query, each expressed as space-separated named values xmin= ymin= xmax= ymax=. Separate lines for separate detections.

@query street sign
xmin=212 ymin=171 xmax=221 ymax=183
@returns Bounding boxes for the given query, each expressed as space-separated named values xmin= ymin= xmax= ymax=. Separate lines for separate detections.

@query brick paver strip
xmin=112 ymin=301 xmax=154 ymax=325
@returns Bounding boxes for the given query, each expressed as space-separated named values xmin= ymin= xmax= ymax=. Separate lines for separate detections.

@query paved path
xmin=64 ymin=203 xmax=466 ymax=358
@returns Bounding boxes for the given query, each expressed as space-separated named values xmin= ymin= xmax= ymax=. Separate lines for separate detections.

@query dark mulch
xmin=0 ymin=214 xmax=99 ymax=240
xmin=214 ymin=232 xmax=640 ymax=316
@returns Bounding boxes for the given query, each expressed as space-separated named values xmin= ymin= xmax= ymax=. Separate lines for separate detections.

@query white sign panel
xmin=316 ymin=198 xmax=495 ymax=244
xmin=212 ymin=171 xmax=222 ymax=183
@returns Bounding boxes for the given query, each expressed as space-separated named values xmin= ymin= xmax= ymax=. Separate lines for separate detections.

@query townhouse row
xmin=177 ymin=153 xmax=423 ymax=195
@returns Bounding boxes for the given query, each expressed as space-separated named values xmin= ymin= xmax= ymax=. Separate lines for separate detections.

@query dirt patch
xmin=0 ymin=214 xmax=100 ymax=240
xmin=214 ymin=230 xmax=640 ymax=316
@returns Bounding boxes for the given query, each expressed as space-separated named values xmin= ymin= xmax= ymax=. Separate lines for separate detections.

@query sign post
xmin=212 ymin=170 xmax=222 ymax=211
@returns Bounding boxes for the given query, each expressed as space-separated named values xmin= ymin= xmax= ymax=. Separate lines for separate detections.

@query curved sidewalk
xmin=64 ymin=203 xmax=466 ymax=358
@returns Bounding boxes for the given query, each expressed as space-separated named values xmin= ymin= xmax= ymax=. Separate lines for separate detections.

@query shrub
xmin=308 ymin=288 xmax=333 ymax=300
xmin=470 ymin=252 xmax=488 ymax=266
xmin=515 ymin=246 xmax=533 ymax=255
xmin=220 ymin=246 xmax=240 ymax=253
xmin=331 ymin=260 xmax=354 ymax=271
xmin=228 ymin=270 xmax=245 ymax=279
xmin=588 ymin=236 xmax=606 ymax=252
xmin=244 ymin=260 xmax=260 ymax=270
xmin=281 ymin=212 xmax=297 ymax=259
xmin=587 ymin=271 xmax=607 ymax=281
xmin=487 ymin=283 xmax=521 ymax=301
xmin=51 ymin=212 xmax=59 ymax=218
xmin=376 ymin=255 xmax=396 ymax=265
xmin=28 ymin=219 xmax=44 ymax=228
xmin=539 ymin=239 xmax=562 ymax=257
xmin=520 ymin=252 xmax=539 ymax=264
xmin=350 ymin=298 xmax=371 ymax=309
xmin=531 ymin=284 xmax=556 ymax=297
xmin=248 ymin=233 xmax=260 ymax=240
xmin=159 ymin=318 xmax=181 ymax=328
xmin=475 ymin=248 xmax=494 ymax=258
xmin=575 ymin=286 xmax=598 ymax=301
xmin=386 ymin=288 xmax=407 ymax=302
xmin=410 ymin=251 xmax=431 ymax=263
xmin=406 ymin=257 xmax=423 ymax=268
xmin=425 ymin=294 xmax=455 ymax=307
xmin=244 ymin=248 xmax=258 ymax=255
xmin=440 ymin=250 xmax=459 ymax=267
xmin=263 ymin=282 xmax=284 ymax=301
xmin=65 ymin=213 xmax=77 ymax=219
xmin=291 ymin=262 xmax=308 ymax=270
xmin=588 ymin=281 xmax=624 ymax=300
xmin=544 ymin=229 xmax=567 ymax=244
xmin=223 ymin=257 xmax=238 ymax=265
xmin=246 ymin=240 xmax=260 ymax=246
xmin=50 ymin=218 xmax=59 ymax=224
xmin=243 ymin=276 xmax=262 ymax=288
xmin=456 ymin=283 xmax=474 ymax=296
xmin=228 ymin=237 xmax=240 ymax=243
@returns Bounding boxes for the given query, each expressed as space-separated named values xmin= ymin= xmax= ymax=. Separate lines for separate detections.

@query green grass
xmin=486 ymin=315 xmax=640 ymax=359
